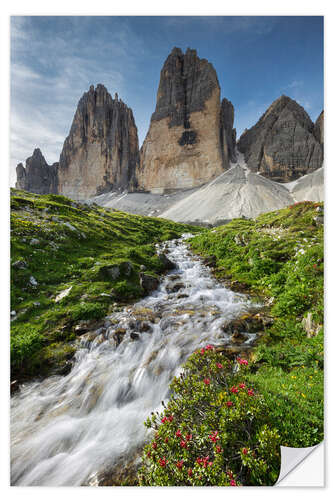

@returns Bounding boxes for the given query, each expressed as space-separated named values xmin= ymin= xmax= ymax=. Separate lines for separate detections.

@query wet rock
xmin=113 ymin=328 xmax=127 ymax=346
xmin=166 ymin=281 xmax=184 ymax=293
xmin=158 ymin=252 xmax=176 ymax=270
xmin=130 ymin=332 xmax=140 ymax=341
xmin=230 ymin=331 xmax=248 ymax=344
xmin=11 ymin=310 xmax=16 ymax=317
xmin=137 ymin=321 xmax=152 ymax=333
xmin=224 ymin=311 xmax=273 ymax=338
xmin=75 ymin=319 xmax=104 ymax=335
xmin=203 ymin=255 xmax=217 ymax=267
xmin=169 ymin=274 xmax=182 ymax=281
xmin=121 ymin=261 xmax=134 ymax=277
xmin=100 ymin=264 xmax=120 ymax=280
xmin=29 ymin=276 xmax=38 ymax=286
xmin=12 ymin=259 xmax=27 ymax=270
xmin=140 ymin=265 xmax=146 ymax=271
xmin=10 ymin=380 xmax=19 ymax=395
xmin=140 ymin=273 xmax=160 ymax=293
xmin=314 ymin=215 xmax=324 ymax=226
xmin=177 ymin=293 xmax=189 ymax=299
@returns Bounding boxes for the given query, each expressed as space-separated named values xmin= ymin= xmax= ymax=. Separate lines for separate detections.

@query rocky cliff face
xmin=237 ymin=95 xmax=323 ymax=182
xmin=313 ymin=110 xmax=324 ymax=145
xmin=220 ymin=98 xmax=237 ymax=165
xmin=137 ymin=48 xmax=227 ymax=193
xmin=15 ymin=148 xmax=58 ymax=194
xmin=58 ymin=84 xmax=139 ymax=199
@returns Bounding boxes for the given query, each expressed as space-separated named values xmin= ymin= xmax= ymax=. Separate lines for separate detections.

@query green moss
xmin=10 ymin=188 xmax=202 ymax=380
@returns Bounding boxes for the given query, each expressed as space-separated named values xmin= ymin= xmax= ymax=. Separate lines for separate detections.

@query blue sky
xmin=10 ymin=16 xmax=323 ymax=185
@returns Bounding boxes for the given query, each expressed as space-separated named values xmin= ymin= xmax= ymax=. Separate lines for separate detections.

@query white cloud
xmin=10 ymin=16 xmax=149 ymax=186
xmin=285 ymin=80 xmax=304 ymax=90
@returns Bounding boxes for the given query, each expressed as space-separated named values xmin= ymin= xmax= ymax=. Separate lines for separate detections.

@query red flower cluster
xmin=180 ymin=440 xmax=187 ymax=448
xmin=216 ymin=362 xmax=223 ymax=369
xmin=161 ymin=417 xmax=168 ymax=423
xmin=176 ymin=460 xmax=184 ymax=469
xmin=242 ymin=448 xmax=248 ymax=455
xmin=239 ymin=383 xmax=246 ymax=389
xmin=237 ymin=358 xmax=248 ymax=366
xmin=230 ymin=386 xmax=239 ymax=394
xmin=159 ymin=457 xmax=167 ymax=467
xmin=176 ymin=429 xmax=182 ymax=438
xmin=186 ymin=433 xmax=192 ymax=441
xmin=230 ymin=479 xmax=236 ymax=486
xmin=152 ymin=441 xmax=157 ymax=449
xmin=203 ymin=378 xmax=211 ymax=385
xmin=215 ymin=445 xmax=222 ymax=453
xmin=247 ymin=389 xmax=254 ymax=396
xmin=197 ymin=456 xmax=212 ymax=468
xmin=200 ymin=344 xmax=214 ymax=355
xmin=188 ymin=468 xmax=193 ymax=477
xmin=209 ymin=431 xmax=220 ymax=443
xmin=226 ymin=401 xmax=233 ymax=407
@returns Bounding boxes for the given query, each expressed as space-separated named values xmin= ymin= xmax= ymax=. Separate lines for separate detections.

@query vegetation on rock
xmin=10 ymin=188 xmax=200 ymax=380
xmin=189 ymin=201 xmax=324 ymax=448
xmin=139 ymin=201 xmax=323 ymax=486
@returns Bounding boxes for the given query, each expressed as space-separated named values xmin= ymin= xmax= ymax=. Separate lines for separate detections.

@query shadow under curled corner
xmin=275 ymin=442 xmax=324 ymax=487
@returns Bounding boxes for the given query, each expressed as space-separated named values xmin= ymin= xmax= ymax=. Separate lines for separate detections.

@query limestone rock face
xmin=15 ymin=148 xmax=58 ymax=194
xmin=58 ymin=84 xmax=139 ymax=199
xmin=220 ymin=98 xmax=237 ymax=165
xmin=137 ymin=48 xmax=225 ymax=193
xmin=313 ymin=110 xmax=324 ymax=145
xmin=237 ymin=95 xmax=323 ymax=182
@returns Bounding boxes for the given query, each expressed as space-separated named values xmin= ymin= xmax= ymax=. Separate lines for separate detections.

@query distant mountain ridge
xmin=15 ymin=47 xmax=323 ymax=204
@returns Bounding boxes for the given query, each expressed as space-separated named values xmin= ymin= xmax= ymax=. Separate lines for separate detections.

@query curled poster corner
xmin=275 ymin=441 xmax=324 ymax=486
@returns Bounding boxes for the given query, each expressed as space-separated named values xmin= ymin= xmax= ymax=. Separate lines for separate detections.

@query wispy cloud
xmin=285 ymin=79 xmax=304 ymax=90
xmin=10 ymin=16 xmax=148 ymax=186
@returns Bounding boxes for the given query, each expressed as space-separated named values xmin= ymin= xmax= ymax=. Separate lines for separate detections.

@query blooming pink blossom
xmin=248 ymin=389 xmax=254 ymax=396
xmin=159 ymin=457 xmax=167 ymax=467
xmin=230 ymin=479 xmax=236 ymax=486
xmin=216 ymin=362 xmax=223 ymax=369
xmin=180 ymin=440 xmax=187 ymax=448
xmin=203 ymin=378 xmax=210 ymax=385
xmin=231 ymin=386 xmax=239 ymax=394
xmin=176 ymin=429 xmax=182 ymax=438
xmin=226 ymin=401 xmax=233 ymax=407
xmin=176 ymin=460 xmax=184 ymax=469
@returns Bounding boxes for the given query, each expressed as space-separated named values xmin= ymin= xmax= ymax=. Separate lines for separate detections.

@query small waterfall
xmin=11 ymin=235 xmax=256 ymax=486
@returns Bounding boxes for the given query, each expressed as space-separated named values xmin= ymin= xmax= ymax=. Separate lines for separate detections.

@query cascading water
xmin=11 ymin=235 xmax=257 ymax=486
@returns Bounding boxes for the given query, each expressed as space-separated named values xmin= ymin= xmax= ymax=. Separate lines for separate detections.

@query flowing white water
xmin=11 ymin=236 xmax=256 ymax=486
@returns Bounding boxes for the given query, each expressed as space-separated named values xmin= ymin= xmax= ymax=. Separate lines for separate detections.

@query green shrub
xmin=139 ymin=348 xmax=280 ymax=486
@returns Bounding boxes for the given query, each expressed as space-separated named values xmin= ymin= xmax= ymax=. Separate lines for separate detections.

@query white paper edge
xmin=275 ymin=441 xmax=324 ymax=486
